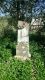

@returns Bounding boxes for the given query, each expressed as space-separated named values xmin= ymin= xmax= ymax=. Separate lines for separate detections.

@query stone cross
xmin=15 ymin=21 xmax=31 ymax=60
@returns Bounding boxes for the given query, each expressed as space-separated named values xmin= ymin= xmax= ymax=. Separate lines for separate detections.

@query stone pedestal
xmin=15 ymin=21 xmax=31 ymax=60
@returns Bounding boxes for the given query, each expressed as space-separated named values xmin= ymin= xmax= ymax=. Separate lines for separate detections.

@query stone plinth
xmin=16 ymin=42 xmax=30 ymax=56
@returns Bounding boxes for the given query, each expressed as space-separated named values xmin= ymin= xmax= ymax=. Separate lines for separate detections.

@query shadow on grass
xmin=3 ymin=26 xmax=17 ymax=42
xmin=0 ymin=26 xmax=17 ymax=56
xmin=6 ymin=44 xmax=16 ymax=56
xmin=29 ymin=32 xmax=45 ymax=46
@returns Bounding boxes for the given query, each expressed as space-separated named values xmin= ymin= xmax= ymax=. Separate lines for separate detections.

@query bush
xmin=0 ymin=46 xmax=12 ymax=62
xmin=0 ymin=37 xmax=16 ymax=62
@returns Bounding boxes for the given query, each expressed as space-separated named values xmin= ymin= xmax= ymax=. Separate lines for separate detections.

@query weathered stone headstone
xmin=15 ymin=21 xmax=31 ymax=60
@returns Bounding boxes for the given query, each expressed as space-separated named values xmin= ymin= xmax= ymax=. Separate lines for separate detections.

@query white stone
xmin=18 ymin=29 xmax=22 ymax=42
xmin=18 ymin=21 xmax=24 ymax=28
xmin=16 ymin=21 xmax=31 ymax=60
xmin=23 ymin=51 xmax=26 ymax=54
xmin=22 ymin=27 xmax=29 ymax=37
xmin=28 ymin=54 xmax=31 ymax=57
xmin=18 ymin=21 xmax=29 ymax=43
xmin=22 ymin=46 xmax=25 ymax=49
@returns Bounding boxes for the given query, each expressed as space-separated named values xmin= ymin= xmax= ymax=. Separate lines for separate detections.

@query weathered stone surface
xmin=16 ymin=42 xmax=31 ymax=60
xmin=18 ymin=21 xmax=29 ymax=43
xmin=18 ymin=21 xmax=29 ymax=29
xmin=16 ymin=42 xmax=29 ymax=56
xmin=18 ymin=29 xmax=29 ymax=43
xmin=16 ymin=21 xmax=31 ymax=60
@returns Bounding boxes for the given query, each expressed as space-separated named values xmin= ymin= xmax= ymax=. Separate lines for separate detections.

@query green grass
xmin=30 ymin=41 xmax=45 ymax=80
xmin=0 ymin=58 xmax=32 ymax=80
xmin=0 ymin=18 xmax=45 ymax=80
xmin=0 ymin=37 xmax=45 ymax=80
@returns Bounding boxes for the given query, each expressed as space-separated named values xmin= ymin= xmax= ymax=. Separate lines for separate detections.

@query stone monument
xmin=15 ymin=21 xmax=31 ymax=60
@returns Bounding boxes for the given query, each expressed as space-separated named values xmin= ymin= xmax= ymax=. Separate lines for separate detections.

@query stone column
xmin=15 ymin=21 xmax=31 ymax=60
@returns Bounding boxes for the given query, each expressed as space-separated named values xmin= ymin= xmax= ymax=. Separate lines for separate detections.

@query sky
xmin=0 ymin=0 xmax=45 ymax=17
xmin=33 ymin=0 xmax=45 ymax=15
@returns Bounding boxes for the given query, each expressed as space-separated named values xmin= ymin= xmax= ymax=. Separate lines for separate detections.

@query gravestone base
xmin=15 ymin=42 xmax=31 ymax=60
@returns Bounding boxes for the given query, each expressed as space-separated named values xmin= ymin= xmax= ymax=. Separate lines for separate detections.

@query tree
xmin=0 ymin=0 xmax=36 ymax=27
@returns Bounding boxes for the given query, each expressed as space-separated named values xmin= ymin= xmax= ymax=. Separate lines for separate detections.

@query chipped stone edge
xmin=14 ymin=54 xmax=31 ymax=61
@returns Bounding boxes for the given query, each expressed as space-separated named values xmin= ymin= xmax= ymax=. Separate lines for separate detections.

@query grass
xmin=0 ymin=18 xmax=45 ymax=80
xmin=30 ymin=41 xmax=45 ymax=80
xmin=0 ymin=58 xmax=32 ymax=80
xmin=0 ymin=36 xmax=45 ymax=80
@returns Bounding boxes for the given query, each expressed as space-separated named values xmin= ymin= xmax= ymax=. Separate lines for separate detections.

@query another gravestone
xmin=15 ymin=21 xmax=31 ymax=60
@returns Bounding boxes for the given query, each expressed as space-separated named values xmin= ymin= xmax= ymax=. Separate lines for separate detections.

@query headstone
xmin=15 ymin=21 xmax=31 ymax=60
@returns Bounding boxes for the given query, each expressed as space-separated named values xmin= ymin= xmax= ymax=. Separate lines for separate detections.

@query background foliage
xmin=0 ymin=0 xmax=45 ymax=80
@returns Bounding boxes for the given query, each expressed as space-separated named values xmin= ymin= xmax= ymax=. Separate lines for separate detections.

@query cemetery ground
xmin=0 ymin=18 xmax=45 ymax=80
